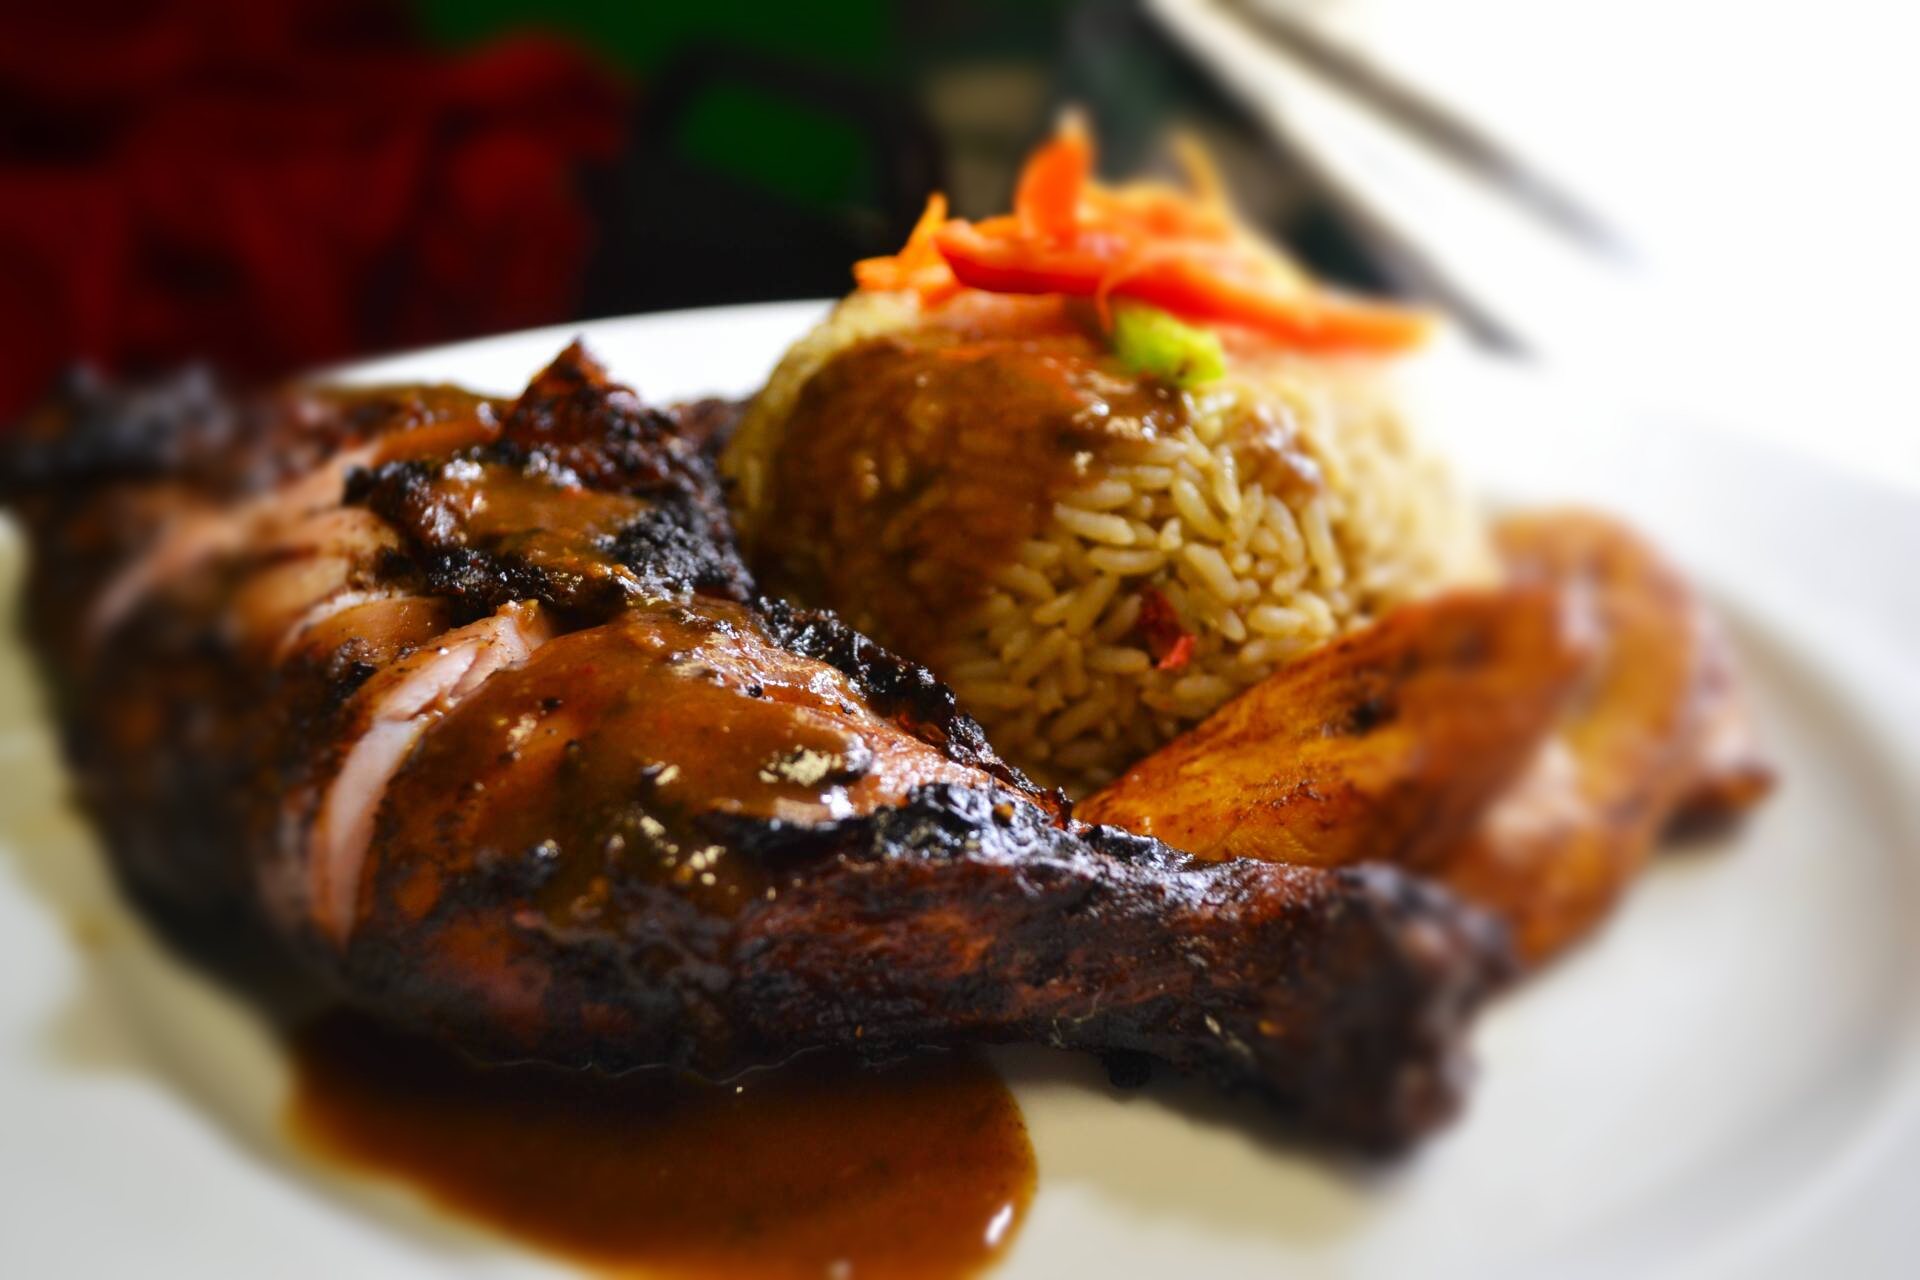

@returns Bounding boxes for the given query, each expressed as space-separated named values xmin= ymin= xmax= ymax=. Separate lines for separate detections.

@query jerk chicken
xmin=2 ymin=345 xmax=1516 ymax=1153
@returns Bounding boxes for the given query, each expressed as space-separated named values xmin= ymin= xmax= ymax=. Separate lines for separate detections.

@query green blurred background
xmin=411 ymin=0 xmax=1377 ymax=312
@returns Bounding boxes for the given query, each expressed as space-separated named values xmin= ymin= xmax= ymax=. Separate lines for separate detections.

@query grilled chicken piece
xmin=7 ymin=372 xmax=514 ymax=918
xmin=3 ymin=345 xmax=1511 ymax=1151
xmin=1665 ymin=608 xmax=1776 ymax=839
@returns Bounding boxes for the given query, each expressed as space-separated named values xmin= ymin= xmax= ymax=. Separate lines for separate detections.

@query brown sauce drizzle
xmin=369 ymin=598 xmax=998 ymax=928
xmin=288 ymin=1011 xmax=1035 ymax=1280
xmin=369 ymin=402 xmax=503 ymax=465
xmin=405 ymin=458 xmax=655 ymax=593
xmin=761 ymin=323 xmax=1187 ymax=658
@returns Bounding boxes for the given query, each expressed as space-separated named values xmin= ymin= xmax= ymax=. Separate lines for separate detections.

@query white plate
xmin=4 ymin=303 xmax=1919 ymax=1279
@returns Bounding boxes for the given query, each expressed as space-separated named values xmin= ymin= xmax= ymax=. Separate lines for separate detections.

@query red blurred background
xmin=0 ymin=0 xmax=1388 ymax=423
xmin=0 ymin=0 xmax=626 ymax=418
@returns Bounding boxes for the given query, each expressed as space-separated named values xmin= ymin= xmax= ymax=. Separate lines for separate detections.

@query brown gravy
xmin=368 ymin=599 xmax=999 ymax=929
xmin=287 ymin=1011 xmax=1036 ymax=1279
xmin=761 ymin=326 xmax=1187 ymax=658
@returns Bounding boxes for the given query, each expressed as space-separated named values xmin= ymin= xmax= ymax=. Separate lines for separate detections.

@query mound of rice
xmin=726 ymin=292 xmax=1493 ymax=794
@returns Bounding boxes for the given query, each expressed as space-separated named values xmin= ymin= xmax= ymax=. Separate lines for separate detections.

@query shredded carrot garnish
xmin=1014 ymin=113 xmax=1092 ymax=241
xmin=853 ymin=193 xmax=961 ymax=304
xmin=853 ymin=119 xmax=1431 ymax=355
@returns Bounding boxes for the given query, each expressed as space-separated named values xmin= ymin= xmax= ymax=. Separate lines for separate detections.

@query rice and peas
xmin=724 ymin=291 xmax=1491 ymax=795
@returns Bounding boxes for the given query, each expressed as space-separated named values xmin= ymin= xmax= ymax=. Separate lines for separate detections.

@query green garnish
xmin=1111 ymin=302 xmax=1226 ymax=389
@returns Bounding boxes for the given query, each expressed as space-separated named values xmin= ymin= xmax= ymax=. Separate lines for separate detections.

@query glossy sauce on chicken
xmin=289 ymin=1011 xmax=1035 ymax=1280
xmin=404 ymin=458 xmax=656 ymax=596
xmin=368 ymin=598 xmax=1000 ymax=928
xmin=761 ymin=320 xmax=1187 ymax=658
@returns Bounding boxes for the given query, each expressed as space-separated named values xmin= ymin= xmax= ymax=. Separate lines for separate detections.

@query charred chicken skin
xmin=2 ymin=345 xmax=1512 ymax=1152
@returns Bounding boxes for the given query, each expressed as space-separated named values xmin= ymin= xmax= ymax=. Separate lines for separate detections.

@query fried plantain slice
xmin=1664 ymin=606 xmax=1777 ymax=840
xmin=1430 ymin=510 xmax=1724 ymax=965
xmin=1078 ymin=586 xmax=1587 ymax=868
xmin=1083 ymin=508 xmax=1774 ymax=970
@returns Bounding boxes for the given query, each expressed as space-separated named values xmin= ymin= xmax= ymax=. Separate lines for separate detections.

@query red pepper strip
xmin=936 ymin=221 xmax=1430 ymax=353
xmin=1115 ymin=253 xmax=1435 ymax=353
xmin=1155 ymin=634 xmax=1195 ymax=673
xmin=932 ymin=219 xmax=1120 ymax=296
xmin=1135 ymin=587 xmax=1195 ymax=672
